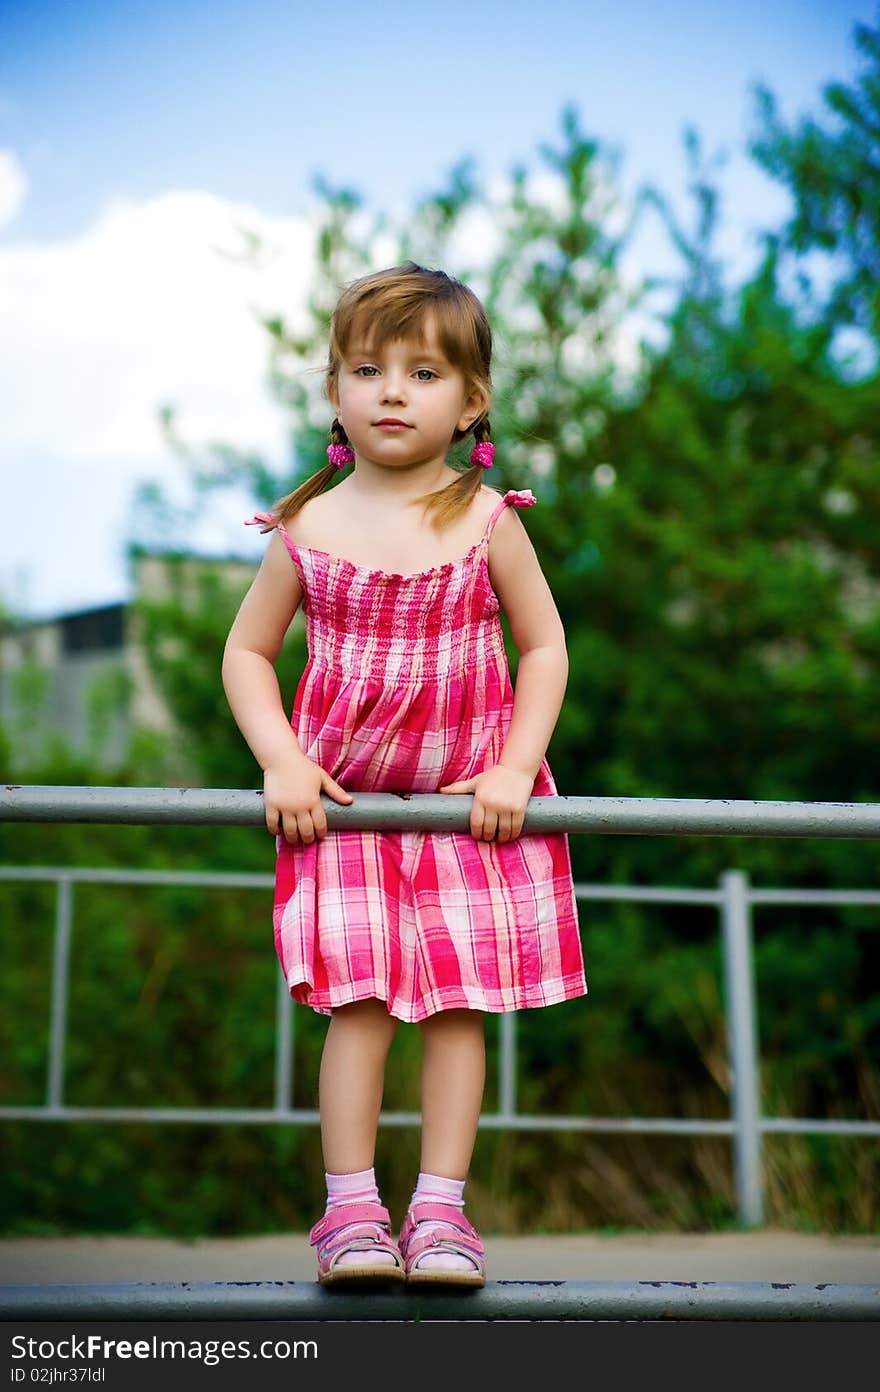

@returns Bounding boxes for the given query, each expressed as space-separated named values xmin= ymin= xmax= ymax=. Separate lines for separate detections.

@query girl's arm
xmin=222 ymin=535 xmax=354 ymax=844
xmin=439 ymin=507 xmax=568 ymax=841
xmin=487 ymin=506 xmax=569 ymax=779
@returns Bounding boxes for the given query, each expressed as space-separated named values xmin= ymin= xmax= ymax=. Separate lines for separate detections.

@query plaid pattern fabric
xmin=250 ymin=489 xmax=587 ymax=1022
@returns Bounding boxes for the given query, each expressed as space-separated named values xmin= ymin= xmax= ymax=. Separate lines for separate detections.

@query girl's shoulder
xmin=275 ymin=489 xmax=356 ymax=554
xmin=480 ymin=484 xmax=533 ymax=510
xmin=478 ymin=484 xmax=536 ymax=529
xmin=480 ymin=484 xmax=525 ymax=525
xmin=436 ymin=485 xmax=516 ymax=538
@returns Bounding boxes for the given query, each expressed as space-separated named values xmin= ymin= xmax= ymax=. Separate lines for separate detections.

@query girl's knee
xmin=418 ymin=1007 xmax=485 ymax=1037
xmin=333 ymin=995 xmax=392 ymax=1017
xmin=331 ymin=996 xmax=399 ymax=1034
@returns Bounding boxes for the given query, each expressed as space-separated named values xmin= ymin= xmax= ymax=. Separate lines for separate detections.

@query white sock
xmin=323 ymin=1166 xmax=395 ymax=1268
xmin=408 ymin=1171 xmax=474 ymax=1273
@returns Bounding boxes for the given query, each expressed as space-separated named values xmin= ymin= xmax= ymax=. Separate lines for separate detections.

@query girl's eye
xmin=355 ymin=366 xmax=437 ymax=380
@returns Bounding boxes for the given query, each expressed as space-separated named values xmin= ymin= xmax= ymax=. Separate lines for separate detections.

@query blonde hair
xmin=265 ymin=262 xmax=493 ymax=533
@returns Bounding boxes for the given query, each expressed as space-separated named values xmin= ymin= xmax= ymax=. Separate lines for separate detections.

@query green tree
xmin=748 ymin=18 xmax=880 ymax=353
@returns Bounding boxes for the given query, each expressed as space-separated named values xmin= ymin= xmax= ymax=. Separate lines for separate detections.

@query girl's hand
xmin=263 ymin=752 xmax=354 ymax=846
xmin=438 ymin=764 xmax=535 ymax=842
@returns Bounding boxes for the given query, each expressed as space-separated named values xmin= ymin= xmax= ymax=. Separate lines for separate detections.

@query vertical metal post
xmin=274 ymin=970 xmax=294 ymax=1113
xmin=47 ymin=875 xmax=73 ymax=1112
xmin=498 ymin=1010 xmax=517 ymax=1116
xmin=719 ymin=869 xmax=763 ymax=1225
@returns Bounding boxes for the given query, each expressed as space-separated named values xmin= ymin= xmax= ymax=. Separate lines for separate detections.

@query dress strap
xmin=482 ymin=488 xmax=537 ymax=544
xmin=245 ymin=511 xmax=279 ymax=533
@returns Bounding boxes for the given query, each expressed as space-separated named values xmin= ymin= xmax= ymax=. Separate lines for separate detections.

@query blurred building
xmin=0 ymin=550 xmax=262 ymax=774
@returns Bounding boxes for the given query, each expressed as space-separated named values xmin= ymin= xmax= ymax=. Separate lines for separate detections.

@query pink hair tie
xmin=327 ymin=443 xmax=355 ymax=468
xmin=469 ymin=440 xmax=495 ymax=469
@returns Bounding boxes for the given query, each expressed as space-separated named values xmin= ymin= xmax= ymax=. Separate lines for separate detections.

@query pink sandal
xmin=398 ymin=1201 xmax=486 ymax=1287
xmin=309 ymin=1202 xmax=406 ymax=1286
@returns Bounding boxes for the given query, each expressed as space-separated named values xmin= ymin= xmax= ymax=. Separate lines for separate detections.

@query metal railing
xmin=3 ymin=1278 xmax=878 ymax=1322
xmin=2 ymin=785 xmax=879 ymax=1228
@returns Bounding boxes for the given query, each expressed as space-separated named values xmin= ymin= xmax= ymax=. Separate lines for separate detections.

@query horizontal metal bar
xmin=748 ymin=888 xmax=880 ymax=905
xmin=1 ymin=1280 xmax=877 ymax=1322
xmin=0 ymin=1105 xmax=736 ymax=1132
xmin=573 ymin=883 xmax=723 ymax=903
xmin=6 ymin=1106 xmax=877 ymax=1137
xmin=760 ymin=1119 xmax=880 ymax=1136
xmin=0 ymin=866 xmax=274 ymax=889
xmin=0 ymin=1106 xmax=328 ymax=1124
xmin=0 ymin=867 xmax=724 ymax=901
xmin=4 ymin=785 xmax=880 ymax=837
xmin=431 ymin=1113 xmax=734 ymax=1136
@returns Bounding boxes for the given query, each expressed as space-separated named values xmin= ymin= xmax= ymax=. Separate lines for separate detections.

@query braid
xmin=414 ymin=409 xmax=492 ymax=528
xmin=268 ymin=418 xmax=347 ymax=527
xmin=466 ymin=414 xmax=492 ymax=476
xmin=330 ymin=416 xmax=350 ymax=448
xmin=472 ymin=415 xmax=491 ymax=446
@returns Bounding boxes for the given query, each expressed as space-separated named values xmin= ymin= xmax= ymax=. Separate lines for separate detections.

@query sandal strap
xmin=320 ymin=1224 xmax=401 ymax=1270
xmin=403 ymin=1226 xmax=485 ymax=1262
xmin=309 ymin=1202 xmax=392 ymax=1247
xmin=399 ymin=1202 xmax=485 ymax=1260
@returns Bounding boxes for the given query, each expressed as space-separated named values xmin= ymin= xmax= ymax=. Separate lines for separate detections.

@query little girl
xmin=223 ymin=261 xmax=587 ymax=1288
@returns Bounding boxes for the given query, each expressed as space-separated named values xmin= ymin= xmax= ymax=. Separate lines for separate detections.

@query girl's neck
xmin=343 ymin=458 xmax=460 ymax=506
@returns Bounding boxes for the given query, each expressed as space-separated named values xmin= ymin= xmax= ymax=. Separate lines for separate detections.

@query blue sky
xmin=3 ymin=0 xmax=874 ymax=244
xmin=1 ymin=0 xmax=876 ymax=616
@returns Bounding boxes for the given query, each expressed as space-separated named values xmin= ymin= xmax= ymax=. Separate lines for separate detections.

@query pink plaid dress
xmin=248 ymin=487 xmax=587 ymax=1023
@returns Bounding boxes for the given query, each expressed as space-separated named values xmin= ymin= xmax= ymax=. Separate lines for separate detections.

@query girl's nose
xmin=380 ymin=373 xmax=407 ymax=400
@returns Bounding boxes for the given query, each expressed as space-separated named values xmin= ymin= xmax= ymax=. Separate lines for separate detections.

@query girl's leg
xmin=417 ymin=1008 xmax=486 ymax=1176
xmin=403 ymin=1009 xmax=486 ymax=1277
xmin=318 ymin=996 xmax=399 ymax=1172
xmin=313 ymin=997 xmax=401 ymax=1275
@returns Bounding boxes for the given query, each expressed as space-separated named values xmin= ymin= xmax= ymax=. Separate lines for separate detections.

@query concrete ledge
xmin=1 ymin=1279 xmax=878 ymax=1321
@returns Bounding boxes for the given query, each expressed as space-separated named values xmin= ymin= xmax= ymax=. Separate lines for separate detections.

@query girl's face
xmin=329 ymin=317 xmax=486 ymax=472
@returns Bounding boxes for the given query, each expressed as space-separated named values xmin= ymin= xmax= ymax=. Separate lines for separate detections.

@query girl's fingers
xmin=277 ymin=793 xmax=349 ymax=845
xmin=282 ymin=810 xmax=312 ymax=846
xmin=324 ymin=775 xmax=354 ymax=804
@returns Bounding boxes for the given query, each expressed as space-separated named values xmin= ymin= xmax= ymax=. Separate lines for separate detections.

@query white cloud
xmin=0 ymin=189 xmax=321 ymax=616
xmin=0 ymin=148 xmax=28 ymax=229
xmin=1 ymin=189 xmax=317 ymax=464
